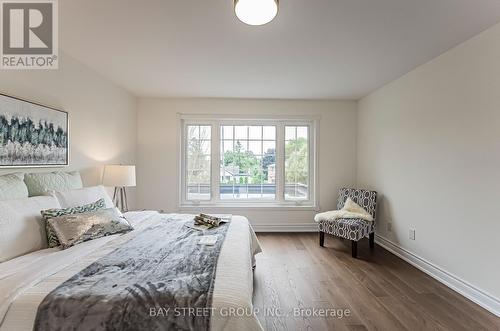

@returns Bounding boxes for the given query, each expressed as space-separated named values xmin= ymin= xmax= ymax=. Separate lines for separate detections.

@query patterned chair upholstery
xmin=318 ymin=188 xmax=377 ymax=257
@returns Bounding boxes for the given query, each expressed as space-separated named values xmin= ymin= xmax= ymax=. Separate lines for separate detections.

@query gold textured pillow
xmin=47 ymin=208 xmax=133 ymax=249
xmin=41 ymin=198 xmax=106 ymax=247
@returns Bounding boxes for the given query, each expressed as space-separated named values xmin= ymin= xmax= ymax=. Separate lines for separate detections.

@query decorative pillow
xmin=49 ymin=185 xmax=115 ymax=210
xmin=47 ymin=208 xmax=133 ymax=249
xmin=0 ymin=173 xmax=28 ymax=201
xmin=0 ymin=196 xmax=61 ymax=263
xmin=24 ymin=171 xmax=83 ymax=197
xmin=342 ymin=197 xmax=373 ymax=220
xmin=41 ymin=199 xmax=106 ymax=248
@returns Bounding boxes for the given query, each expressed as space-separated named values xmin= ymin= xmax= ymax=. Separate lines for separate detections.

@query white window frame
xmin=178 ymin=114 xmax=319 ymax=210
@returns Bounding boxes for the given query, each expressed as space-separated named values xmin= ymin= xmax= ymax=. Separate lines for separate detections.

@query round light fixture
xmin=234 ymin=0 xmax=279 ymax=26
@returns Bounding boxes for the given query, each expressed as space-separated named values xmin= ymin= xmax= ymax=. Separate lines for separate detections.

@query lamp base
xmin=113 ymin=187 xmax=129 ymax=212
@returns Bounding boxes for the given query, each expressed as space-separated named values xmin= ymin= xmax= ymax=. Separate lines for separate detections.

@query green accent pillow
xmin=0 ymin=173 xmax=28 ymax=201
xmin=24 ymin=171 xmax=83 ymax=197
xmin=41 ymin=198 xmax=106 ymax=247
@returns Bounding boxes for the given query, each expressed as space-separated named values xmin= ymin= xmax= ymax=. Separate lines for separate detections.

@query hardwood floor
xmin=252 ymin=233 xmax=500 ymax=331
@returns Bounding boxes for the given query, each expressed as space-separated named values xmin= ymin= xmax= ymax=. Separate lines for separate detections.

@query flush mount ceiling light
xmin=234 ymin=0 xmax=279 ymax=26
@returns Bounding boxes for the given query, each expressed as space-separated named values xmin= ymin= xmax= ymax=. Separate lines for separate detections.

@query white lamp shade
xmin=103 ymin=165 xmax=136 ymax=187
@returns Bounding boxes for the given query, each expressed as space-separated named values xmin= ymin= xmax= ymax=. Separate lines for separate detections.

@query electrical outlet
xmin=409 ymin=229 xmax=416 ymax=240
xmin=387 ymin=222 xmax=392 ymax=232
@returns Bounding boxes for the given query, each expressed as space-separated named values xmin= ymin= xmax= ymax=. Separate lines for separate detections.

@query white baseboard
xmin=375 ymin=234 xmax=500 ymax=317
xmin=252 ymin=223 xmax=317 ymax=232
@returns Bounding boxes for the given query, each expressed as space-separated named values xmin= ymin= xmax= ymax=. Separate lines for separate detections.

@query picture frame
xmin=0 ymin=93 xmax=69 ymax=168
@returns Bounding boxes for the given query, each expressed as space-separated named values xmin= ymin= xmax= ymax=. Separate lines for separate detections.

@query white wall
xmin=0 ymin=52 xmax=137 ymax=207
xmin=358 ymin=23 xmax=500 ymax=305
xmin=137 ymin=98 xmax=357 ymax=230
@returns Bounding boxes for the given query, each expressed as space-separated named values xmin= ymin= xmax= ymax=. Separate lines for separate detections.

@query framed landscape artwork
xmin=0 ymin=93 xmax=69 ymax=167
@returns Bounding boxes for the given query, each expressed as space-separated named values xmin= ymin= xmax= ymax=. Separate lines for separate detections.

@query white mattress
xmin=0 ymin=211 xmax=263 ymax=331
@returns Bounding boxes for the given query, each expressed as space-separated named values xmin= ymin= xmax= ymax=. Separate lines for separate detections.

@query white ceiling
xmin=60 ymin=0 xmax=500 ymax=100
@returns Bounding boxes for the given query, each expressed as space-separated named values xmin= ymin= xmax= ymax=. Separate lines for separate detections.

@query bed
xmin=0 ymin=211 xmax=264 ymax=331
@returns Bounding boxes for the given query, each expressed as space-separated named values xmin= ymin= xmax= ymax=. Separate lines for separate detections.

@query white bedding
xmin=0 ymin=211 xmax=263 ymax=331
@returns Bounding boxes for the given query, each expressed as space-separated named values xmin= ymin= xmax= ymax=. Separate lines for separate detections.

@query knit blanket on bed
xmin=34 ymin=215 xmax=229 ymax=331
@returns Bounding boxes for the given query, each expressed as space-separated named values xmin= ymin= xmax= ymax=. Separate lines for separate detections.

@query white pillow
xmin=0 ymin=173 xmax=28 ymax=201
xmin=24 ymin=171 xmax=83 ymax=197
xmin=342 ymin=197 xmax=373 ymax=221
xmin=50 ymin=185 xmax=116 ymax=210
xmin=0 ymin=196 xmax=61 ymax=263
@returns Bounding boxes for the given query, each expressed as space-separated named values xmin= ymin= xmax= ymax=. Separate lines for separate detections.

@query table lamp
xmin=102 ymin=165 xmax=136 ymax=212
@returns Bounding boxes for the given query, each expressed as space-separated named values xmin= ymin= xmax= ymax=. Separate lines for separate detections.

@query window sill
xmin=178 ymin=203 xmax=320 ymax=212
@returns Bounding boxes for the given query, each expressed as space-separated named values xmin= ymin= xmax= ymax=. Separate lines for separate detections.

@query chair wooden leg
xmin=351 ymin=240 xmax=358 ymax=258
xmin=369 ymin=233 xmax=375 ymax=249
xmin=319 ymin=231 xmax=325 ymax=247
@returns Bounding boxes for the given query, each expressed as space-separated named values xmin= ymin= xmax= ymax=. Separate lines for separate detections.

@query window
xmin=220 ymin=125 xmax=276 ymax=200
xmin=285 ymin=126 xmax=309 ymax=200
xmin=180 ymin=116 xmax=317 ymax=207
xmin=186 ymin=125 xmax=211 ymax=200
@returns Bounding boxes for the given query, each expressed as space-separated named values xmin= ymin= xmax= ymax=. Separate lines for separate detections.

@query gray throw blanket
xmin=34 ymin=216 xmax=229 ymax=331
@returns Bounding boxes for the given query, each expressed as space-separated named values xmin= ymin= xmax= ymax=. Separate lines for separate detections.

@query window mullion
xmin=276 ymin=123 xmax=285 ymax=203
